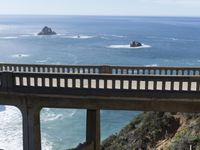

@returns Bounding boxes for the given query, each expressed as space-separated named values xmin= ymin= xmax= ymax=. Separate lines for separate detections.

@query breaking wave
xmin=0 ymin=36 xmax=18 ymax=39
xmin=11 ymin=54 xmax=30 ymax=58
xmin=107 ymin=44 xmax=151 ymax=49
xmin=62 ymin=35 xmax=95 ymax=39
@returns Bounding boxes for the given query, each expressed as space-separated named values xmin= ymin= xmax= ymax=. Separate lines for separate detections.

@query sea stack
xmin=38 ymin=26 xmax=56 ymax=35
xmin=130 ymin=41 xmax=142 ymax=47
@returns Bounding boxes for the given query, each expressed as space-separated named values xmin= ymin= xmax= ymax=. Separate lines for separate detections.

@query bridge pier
xmin=86 ymin=109 xmax=100 ymax=150
xmin=20 ymin=100 xmax=41 ymax=150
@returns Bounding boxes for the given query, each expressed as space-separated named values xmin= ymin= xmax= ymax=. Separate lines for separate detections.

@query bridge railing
xmin=0 ymin=63 xmax=101 ymax=74
xmin=1 ymin=72 xmax=200 ymax=96
xmin=0 ymin=63 xmax=200 ymax=76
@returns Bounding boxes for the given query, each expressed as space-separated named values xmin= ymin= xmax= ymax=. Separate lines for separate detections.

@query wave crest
xmin=107 ymin=44 xmax=151 ymax=49
xmin=62 ymin=35 xmax=95 ymax=39
xmin=11 ymin=54 xmax=30 ymax=58
xmin=0 ymin=36 xmax=18 ymax=39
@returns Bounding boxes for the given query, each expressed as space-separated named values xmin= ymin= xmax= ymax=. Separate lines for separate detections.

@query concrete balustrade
xmin=1 ymin=64 xmax=200 ymax=150
xmin=1 ymin=63 xmax=200 ymax=75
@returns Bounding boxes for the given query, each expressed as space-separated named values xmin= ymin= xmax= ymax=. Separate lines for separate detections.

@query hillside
xmin=101 ymin=112 xmax=200 ymax=150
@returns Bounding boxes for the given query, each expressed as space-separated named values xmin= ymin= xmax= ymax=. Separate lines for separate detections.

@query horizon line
xmin=0 ymin=14 xmax=200 ymax=18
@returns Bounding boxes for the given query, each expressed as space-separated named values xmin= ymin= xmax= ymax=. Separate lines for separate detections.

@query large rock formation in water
xmin=38 ymin=26 xmax=56 ymax=35
xmin=130 ymin=41 xmax=142 ymax=47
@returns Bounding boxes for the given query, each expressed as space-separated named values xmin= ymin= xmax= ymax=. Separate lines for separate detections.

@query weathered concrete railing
xmin=1 ymin=63 xmax=200 ymax=75
xmin=1 ymin=72 xmax=199 ymax=93
xmin=1 ymin=64 xmax=200 ymax=150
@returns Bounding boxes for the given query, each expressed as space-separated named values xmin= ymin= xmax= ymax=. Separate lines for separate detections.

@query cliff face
xmin=101 ymin=112 xmax=200 ymax=150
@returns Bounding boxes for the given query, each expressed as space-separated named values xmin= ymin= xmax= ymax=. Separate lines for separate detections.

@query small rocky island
xmin=38 ymin=26 xmax=56 ymax=35
xmin=130 ymin=41 xmax=142 ymax=47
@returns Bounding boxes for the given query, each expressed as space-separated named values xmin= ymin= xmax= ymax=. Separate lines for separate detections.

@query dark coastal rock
xmin=38 ymin=26 xmax=56 ymax=35
xmin=130 ymin=41 xmax=142 ymax=47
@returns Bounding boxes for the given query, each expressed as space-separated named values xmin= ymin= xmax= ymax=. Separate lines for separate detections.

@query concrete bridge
xmin=1 ymin=63 xmax=200 ymax=150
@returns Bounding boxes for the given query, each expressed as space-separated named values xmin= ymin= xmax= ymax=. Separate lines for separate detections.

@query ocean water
xmin=1 ymin=15 xmax=200 ymax=149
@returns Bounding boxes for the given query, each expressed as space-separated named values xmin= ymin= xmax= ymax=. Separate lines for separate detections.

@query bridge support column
xmin=20 ymin=101 xmax=41 ymax=150
xmin=86 ymin=109 xmax=100 ymax=150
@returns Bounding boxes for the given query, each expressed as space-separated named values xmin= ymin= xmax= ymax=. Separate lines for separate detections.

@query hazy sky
xmin=0 ymin=0 xmax=200 ymax=16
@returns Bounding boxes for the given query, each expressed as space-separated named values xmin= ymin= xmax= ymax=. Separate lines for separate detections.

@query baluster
xmin=153 ymin=80 xmax=157 ymax=90
xmin=52 ymin=67 xmax=55 ymax=73
xmin=57 ymin=77 xmax=60 ymax=88
xmin=179 ymin=81 xmax=182 ymax=91
xmin=28 ymin=66 xmax=31 ymax=72
xmin=145 ymin=80 xmax=148 ymax=90
xmin=120 ymin=80 xmax=123 ymax=89
xmin=162 ymin=81 xmax=165 ymax=90
xmin=104 ymin=79 xmax=107 ymax=89
xmin=128 ymin=80 xmax=132 ymax=90
xmin=34 ymin=77 xmax=38 ymax=87
xmin=42 ymin=77 xmax=45 ymax=87
xmin=65 ymin=78 xmax=68 ymax=88
xmin=181 ymin=69 xmax=184 ymax=75
xmin=171 ymin=81 xmax=174 ymax=91
xmin=77 ymin=68 xmax=80 ymax=74
xmin=72 ymin=78 xmax=75 ymax=88
xmin=80 ymin=78 xmax=84 ymax=88
xmin=158 ymin=69 xmax=161 ymax=75
xmin=88 ymin=78 xmax=91 ymax=89
xmin=19 ymin=76 xmax=23 ymax=86
xmin=49 ymin=78 xmax=52 ymax=88
xmin=18 ymin=66 xmax=21 ymax=72
xmin=112 ymin=79 xmax=115 ymax=89
xmin=9 ymin=66 xmax=12 ymax=71
xmin=188 ymin=81 xmax=191 ymax=91
xmin=187 ymin=69 xmax=190 ymax=75
xmin=96 ymin=79 xmax=99 ymax=89
xmin=137 ymin=80 xmax=140 ymax=90
xmin=193 ymin=70 xmax=195 ymax=75
xmin=176 ymin=69 xmax=179 ymax=75
xmin=27 ymin=77 xmax=31 ymax=87
xmin=197 ymin=80 xmax=200 ymax=91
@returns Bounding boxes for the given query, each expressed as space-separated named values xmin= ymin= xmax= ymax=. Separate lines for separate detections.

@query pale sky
xmin=0 ymin=0 xmax=200 ymax=16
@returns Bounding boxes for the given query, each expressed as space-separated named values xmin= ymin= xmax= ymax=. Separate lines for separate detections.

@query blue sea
xmin=1 ymin=15 xmax=200 ymax=149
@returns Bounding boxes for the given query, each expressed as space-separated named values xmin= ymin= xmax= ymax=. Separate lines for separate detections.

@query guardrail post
xmin=86 ymin=109 xmax=100 ymax=150
xmin=2 ymin=71 xmax=13 ymax=90
xmin=100 ymin=65 xmax=112 ymax=74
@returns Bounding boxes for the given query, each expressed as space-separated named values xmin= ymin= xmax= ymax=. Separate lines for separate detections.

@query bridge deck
xmin=0 ymin=63 xmax=200 ymax=150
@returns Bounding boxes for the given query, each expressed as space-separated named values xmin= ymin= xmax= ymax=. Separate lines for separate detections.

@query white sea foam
xmin=11 ymin=54 xmax=30 ymax=58
xmin=36 ymin=59 xmax=48 ymax=63
xmin=145 ymin=64 xmax=159 ymax=67
xmin=0 ymin=106 xmax=23 ymax=150
xmin=111 ymin=35 xmax=126 ymax=38
xmin=0 ymin=106 xmax=54 ymax=150
xmin=19 ymin=34 xmax=33 ymax=37
xmin=107 ymin=44 xmax=151 ymax=49
xmin=41 ymin=109 xmax=77 ymax=122
xmin=171 ymin=38 xmax=178 ymax=41
xmin=43 ymin=113 xmax=64 ymax=122
xmin=0 ymin=36 xmax=18 ymax=39
xmin=63 ymin=35 xmax=95 ymax=39
xmin=42 ymin=135 xmax=54 ymax=150
xmin=68 ymin=109 xmax=77 ymax=117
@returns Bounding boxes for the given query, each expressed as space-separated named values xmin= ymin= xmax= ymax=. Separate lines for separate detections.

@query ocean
xmin=0 ymin=15 xmax=200 ymax=149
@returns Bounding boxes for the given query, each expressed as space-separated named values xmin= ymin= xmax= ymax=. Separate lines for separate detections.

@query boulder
xmin=38 ymin=26 xmax=56 ymax=35
xmin=130 ymin=41 xmax=142 ymax=47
